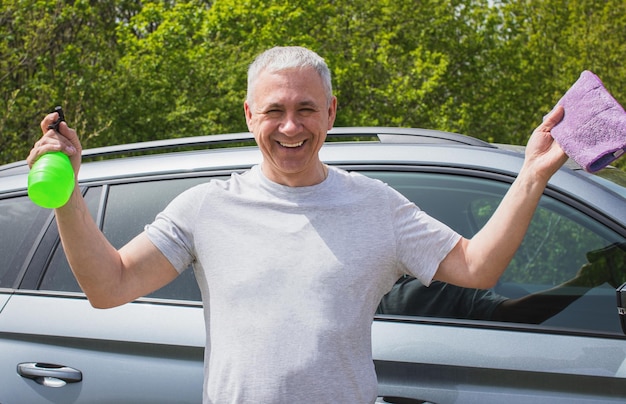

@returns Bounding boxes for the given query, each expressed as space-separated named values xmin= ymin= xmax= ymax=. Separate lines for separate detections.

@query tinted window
xmin=39 ymin=187 xmax=102 ymax=292
xmin=371 ymin=171 xmax=626 ymax=335
xmin=0 ymin=196 xmax=51 ymax=288
xmin=101 ymin=177 xmax=208 ymax=301
xmin=39 ymin=178 xmax=209 ymax=301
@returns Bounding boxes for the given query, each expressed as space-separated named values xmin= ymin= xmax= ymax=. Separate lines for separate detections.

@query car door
xmin=0 ymin=177 xmax=209 ymax=404
xmin=0 ymin=194 xmax=58 ymax=401
xmin=369 ymin=170 xmax=626 ymax=404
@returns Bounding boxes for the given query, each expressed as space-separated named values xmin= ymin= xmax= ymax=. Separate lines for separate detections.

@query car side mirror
xmin=617 ymin=282 xmax=626 ymax=335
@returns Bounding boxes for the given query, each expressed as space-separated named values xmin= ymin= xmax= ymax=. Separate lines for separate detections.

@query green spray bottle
xmin=28 ymin=107 xmax=75 ymax=208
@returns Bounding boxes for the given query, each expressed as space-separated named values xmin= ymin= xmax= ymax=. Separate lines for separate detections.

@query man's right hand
xmin=28 ymin=111 xmax=82 ymax=176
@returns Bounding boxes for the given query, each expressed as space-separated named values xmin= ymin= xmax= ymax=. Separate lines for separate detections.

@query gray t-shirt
xmin=145 ymin=165 xmax=460 ymax=403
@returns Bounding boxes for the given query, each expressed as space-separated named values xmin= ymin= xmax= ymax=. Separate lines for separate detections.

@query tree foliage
xmin=1 ymin=0 xmax=625 ymax=171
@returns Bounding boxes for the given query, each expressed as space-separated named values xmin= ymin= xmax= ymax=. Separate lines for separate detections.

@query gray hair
xmin=246 ymin=46 xmax=333 ymax=106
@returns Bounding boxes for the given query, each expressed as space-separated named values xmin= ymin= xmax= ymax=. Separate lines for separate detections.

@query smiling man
xmin=28 ymin=46 xmax=568 ymax=403
xmin=244 ymin=47 xmax=337 ymax=187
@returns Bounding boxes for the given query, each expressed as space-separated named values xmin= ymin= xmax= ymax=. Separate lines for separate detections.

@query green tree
xmin=1 ymin=0 xmax=625 ymax=172
xmin=102 ymin=1 xmax=217 ymax=145
xmin=481 ymin=0 xmax=626 ymax=155
xmin=0 ymin=0 xmax=126 ymax=162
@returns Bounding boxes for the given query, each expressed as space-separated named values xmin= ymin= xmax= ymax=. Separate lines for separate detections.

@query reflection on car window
xmin=0 ymin=196 xmax=51 ymax=288
xmin=369 ymin=171 xmax=626 ymax=336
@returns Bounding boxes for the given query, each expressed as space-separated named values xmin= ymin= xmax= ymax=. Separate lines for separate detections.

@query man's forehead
xmin=250 ymin=68 xmax=326 ymax=107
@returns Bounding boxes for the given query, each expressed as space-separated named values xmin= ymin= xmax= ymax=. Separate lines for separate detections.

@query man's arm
xmin=29 ymin=112 xmax=179 ymax=309
xmin=434 ymin=106 xmax=568 ymax=289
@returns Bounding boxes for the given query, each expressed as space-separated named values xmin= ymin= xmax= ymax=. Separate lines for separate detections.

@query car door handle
xmin=17 ymin=362 xmax=83 ymax=387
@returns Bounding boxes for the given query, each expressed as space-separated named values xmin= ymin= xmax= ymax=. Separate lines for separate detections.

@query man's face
xmin=244 ymin=67 xmax=337 ymax=187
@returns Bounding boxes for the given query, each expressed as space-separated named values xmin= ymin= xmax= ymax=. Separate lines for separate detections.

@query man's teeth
xmin=279 ymin=141 xmax=304 ymax=148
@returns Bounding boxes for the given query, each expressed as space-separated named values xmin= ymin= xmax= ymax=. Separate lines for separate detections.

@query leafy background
xmin=1 ymin=0 xmax=625 ymax=170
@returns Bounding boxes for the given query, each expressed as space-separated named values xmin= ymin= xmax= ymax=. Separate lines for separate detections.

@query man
xmin=28 ymin=46 xmax=567 ymax=403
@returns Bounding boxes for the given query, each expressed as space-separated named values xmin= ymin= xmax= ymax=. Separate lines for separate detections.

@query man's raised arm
xmin=434 ymin=106 xmax=568 ymax=289
xmin=28 ymin=112 xmax=179 ymax=308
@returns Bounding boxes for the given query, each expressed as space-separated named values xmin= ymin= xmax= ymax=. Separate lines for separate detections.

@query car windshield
xmin=588 ymin=167 xmax=626 ymax=198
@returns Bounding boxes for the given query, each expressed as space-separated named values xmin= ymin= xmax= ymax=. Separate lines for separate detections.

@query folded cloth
xmin=549 ymin=70 xmax=626 ymax=172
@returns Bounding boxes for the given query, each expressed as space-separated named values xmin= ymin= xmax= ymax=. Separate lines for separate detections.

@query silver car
xmin=1 ymin=128 xmax=625 ymax=403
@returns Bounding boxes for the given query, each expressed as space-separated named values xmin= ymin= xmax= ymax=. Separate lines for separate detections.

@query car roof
xmin=0 ymin=127 xmax=494 ymax=184
xmin=0 ymin=126 xmax=494 ymax=173
xmin=1 ymin=127 xmax=624 ymax=231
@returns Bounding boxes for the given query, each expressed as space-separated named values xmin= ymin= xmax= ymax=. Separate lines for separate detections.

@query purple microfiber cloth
xmin=549 ymin=70 xmax=626 ymax=173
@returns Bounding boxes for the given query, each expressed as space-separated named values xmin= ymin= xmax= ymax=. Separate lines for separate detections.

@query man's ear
xmin=244 ymin=101 xmax=254 ymax=132
xmin=327 ymin=96 xmax=338 ymax=130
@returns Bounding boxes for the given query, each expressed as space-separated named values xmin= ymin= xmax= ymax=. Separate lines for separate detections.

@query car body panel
xmin=0 ymin=293 xmax=204 ymax=403
xmin=372 ymin=319 xmax=626 ymax=377
xmin=373 ymin=320 xmax=626 ymax=403
xmin=0 ymin=294 xmax=204 ymax=346
xmin=372 ymin=319 xmax=626 ymax=403
xmin=0 ymin=292 xmax=10 ymax=312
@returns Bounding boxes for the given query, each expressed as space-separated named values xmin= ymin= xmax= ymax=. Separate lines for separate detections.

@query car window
xmin=0 ymin=196 xmax=51 ymax=288
xmin=39 ymin=177 xmax=210 ymax=301
xmin=39 ymin=178 xmax=207 ymax=301
xmin=38 ymin=186 xmax=103 ymax=292
xmin=101 ymin=177 xmax=208 ymax=301
xmin=370 ymin=171 xmax=626 ymax=336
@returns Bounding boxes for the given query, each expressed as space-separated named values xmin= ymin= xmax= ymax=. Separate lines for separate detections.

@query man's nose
xmin=280 ymin=112 xmax=301 ymax=135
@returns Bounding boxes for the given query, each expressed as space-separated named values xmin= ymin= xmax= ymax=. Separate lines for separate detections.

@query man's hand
xmin=522 ymin=105 xmax=568 ymax=183
xmin=28 ymin=111 xmax=82 ymax=175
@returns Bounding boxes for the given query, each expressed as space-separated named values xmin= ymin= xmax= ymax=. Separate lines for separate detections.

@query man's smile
xmin=279 ymin=140 xmax=305 ymax=148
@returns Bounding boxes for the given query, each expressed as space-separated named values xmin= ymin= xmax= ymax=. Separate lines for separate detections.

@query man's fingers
xmin=541 ymin=105 xmax=565 ymax=131
xmin=40 ymin=112 xmax=61 ymax=133
xmin=29 ymin=113 xmax=76 ymax=168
